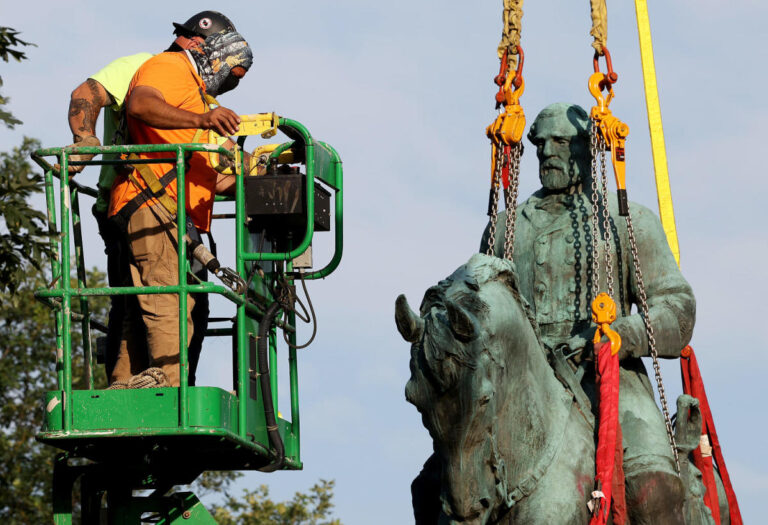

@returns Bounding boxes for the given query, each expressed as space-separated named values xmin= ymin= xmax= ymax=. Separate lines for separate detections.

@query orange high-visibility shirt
xmin=109 ymin=52 xmax=217 ymax=232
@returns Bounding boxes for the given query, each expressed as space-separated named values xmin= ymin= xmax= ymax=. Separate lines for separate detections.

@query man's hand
xmin=199 ymin=107 xmax=241 ymax=136
xmin=54 ymin=135 xmax=101 ymax=176
xmin=63 ymin=78 xmax=111 ymax=175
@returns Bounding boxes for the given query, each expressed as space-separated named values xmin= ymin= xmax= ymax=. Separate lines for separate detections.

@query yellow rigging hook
xmin=592 ymin=292 xmax=621 ymax=356
xmin=487 ymin=47 xmax=526 ymax=148
xmin=588 ymin=49 xmax=630 ymax=217
xmin=486 ymin=47 xmax=526 ymax=193
xmin=487 ymin=77 xmax=526 ymax=148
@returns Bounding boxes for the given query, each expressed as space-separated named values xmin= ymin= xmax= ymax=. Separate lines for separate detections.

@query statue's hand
xmin=565 ymin=323 xmax=596 ymax=354
xmin=563 ymin=328 xmax=595 ymax=365
xmin=610 ymin=316 xmax=638 ymax=361
xmin=567 ymin=321 xmax=636 ymax=362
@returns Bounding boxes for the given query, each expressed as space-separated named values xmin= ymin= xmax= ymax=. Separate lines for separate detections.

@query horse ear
xmin=446 ymin=301 xmax=476 ymax=342
xmin=395 ymin=294 xmax=424 ymax=343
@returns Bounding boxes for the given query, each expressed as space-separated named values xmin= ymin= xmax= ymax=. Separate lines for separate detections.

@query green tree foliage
xmin=0 ymin=137 xmax=53 ymax=299
xmin=0 ymin=26 xmax=34 ymax=129
xmin=210 ymin=479 xmax=342 ymax=525
xmin=194 ymin=470 xmax=244 ymax=498
xmin=0 ymin=263 xmax=108 ymax=521
xmin=0 ymin=27 xmax=51 ymax=300
xmin=0 ymin=267 xmax=55 ymax=521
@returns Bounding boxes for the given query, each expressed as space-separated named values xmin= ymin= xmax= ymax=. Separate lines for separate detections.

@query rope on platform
xmin=107 ymin=367 xmax=170 ymax=389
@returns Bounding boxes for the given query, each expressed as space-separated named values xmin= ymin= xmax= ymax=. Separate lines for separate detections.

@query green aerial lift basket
xmin=32 ymin=116 xmax=343 ymax=523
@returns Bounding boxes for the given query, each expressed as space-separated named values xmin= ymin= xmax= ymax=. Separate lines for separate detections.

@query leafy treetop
xmin=0 ymin=26 xmax=35 ymax=129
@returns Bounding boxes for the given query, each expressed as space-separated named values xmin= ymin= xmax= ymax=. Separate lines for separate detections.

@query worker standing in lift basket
xmin=62 ymin=11 xmax=243 ymax=387
xmin=104 ymin=22 xmax=253 ymax=387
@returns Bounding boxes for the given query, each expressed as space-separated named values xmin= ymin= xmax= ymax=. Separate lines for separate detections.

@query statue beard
xmin=540 ymin=163 xmax=581 ymax=192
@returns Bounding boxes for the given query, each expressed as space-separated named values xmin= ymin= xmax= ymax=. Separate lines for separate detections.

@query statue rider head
xmin=527 ymin=103 xmax=591 ymax=193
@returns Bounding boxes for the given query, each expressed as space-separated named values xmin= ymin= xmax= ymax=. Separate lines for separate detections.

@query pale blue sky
xmin=2 ymin=1 xmax=766 ymax=523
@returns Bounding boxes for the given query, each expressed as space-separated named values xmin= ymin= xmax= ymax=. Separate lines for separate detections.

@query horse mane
xmin=450 ymin=254 xmax=542 ymax=346
xmin=416 ymin=255 xmax=543 ymax=393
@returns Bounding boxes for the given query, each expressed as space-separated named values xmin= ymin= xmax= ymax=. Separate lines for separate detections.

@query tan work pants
xmin=110 ymin=205 xmax=194 ymax=386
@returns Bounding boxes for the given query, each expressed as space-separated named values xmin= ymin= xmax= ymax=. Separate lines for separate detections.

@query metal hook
xmin=495 ymin=46 xmax=525 ymax=108
xmin=592 ymin=293 xmax=622 ymax=356
xmin=588 ymin=72 xmax=614 ymax=112
xmin=593 ymin=47 xmax=618 ymax=88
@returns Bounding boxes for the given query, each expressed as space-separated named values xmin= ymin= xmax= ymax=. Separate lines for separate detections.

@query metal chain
xmin=486 ymin=145 xmax=504 ymax=257
xmin=625 ymin=213 xmax=681 ymax=474
xmin=598 ymin=153 xmax=615 ymax=300
xmin=589 ymin=123 xmax=615 ymax=301
xmin=503 ymin=143 xmax=522 ymax=261
xmin=589 ymin=125 xmax=603 ymax=301
xmin=591 ymin=120 xmax=680 ymax=474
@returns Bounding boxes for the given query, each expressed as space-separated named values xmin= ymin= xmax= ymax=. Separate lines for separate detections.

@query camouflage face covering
xmin=189 ymin=30 xmax=253 ymax=96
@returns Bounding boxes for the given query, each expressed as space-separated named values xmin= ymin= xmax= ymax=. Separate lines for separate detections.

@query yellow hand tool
xmin=194 ymin=113 xmax=281 ymax=175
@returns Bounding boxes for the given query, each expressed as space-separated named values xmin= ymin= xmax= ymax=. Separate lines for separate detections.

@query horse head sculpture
xmin=397 ymin=254 xmax=568 ymax=523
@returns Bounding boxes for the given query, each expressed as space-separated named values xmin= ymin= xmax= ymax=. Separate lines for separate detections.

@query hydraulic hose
xmin=257 ymin=300 xmax=285 ymax=472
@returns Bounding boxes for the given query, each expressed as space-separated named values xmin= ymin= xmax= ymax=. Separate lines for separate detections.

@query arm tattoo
xmin=69 ymin=98 xmax=99 ymax=134
xmin=86 ymin=78 xmax=108 ymax=106
xmin=68 ymin=79 xmax=108 ymax=136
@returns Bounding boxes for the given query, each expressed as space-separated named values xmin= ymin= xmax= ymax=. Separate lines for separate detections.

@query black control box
xmin=244 ymin=169 xmax=331 ymax=243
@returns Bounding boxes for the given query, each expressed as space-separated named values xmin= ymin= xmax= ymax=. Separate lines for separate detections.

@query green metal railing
xmin=32 ymin=117 xmax=343 ymax=476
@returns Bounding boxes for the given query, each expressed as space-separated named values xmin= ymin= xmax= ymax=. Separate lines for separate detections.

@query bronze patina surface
xmin=398 ymin=104 xmax=725 ymax=524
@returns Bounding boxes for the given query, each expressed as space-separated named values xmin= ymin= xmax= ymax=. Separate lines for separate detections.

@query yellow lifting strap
xmin=126 ymin=153 xmax=178 ymax=216
xmin=202 ymin=93 xmax=220 ymax=107
xmin=589 ymin=0 xmax=608 ymax=56
xmin=634 ymin=0 xmax=680 ymax=266
xmin=497 ymin=0 xmax=524 ymax=71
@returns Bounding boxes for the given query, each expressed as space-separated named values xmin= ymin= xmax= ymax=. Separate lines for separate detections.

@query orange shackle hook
xmin=511 ymin=45 xmax=524 ymax=89
xmin=494 ymin=50 xmax=510 ymax=88
xmin=593 ymin=46 xmax=618 ymax=90
xmin=495 ymin=46 xmax=525 ymax=108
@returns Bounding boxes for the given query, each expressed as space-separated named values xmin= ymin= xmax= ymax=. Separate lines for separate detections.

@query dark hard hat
xmin=173 ymin=11 xmax=236 ymax=38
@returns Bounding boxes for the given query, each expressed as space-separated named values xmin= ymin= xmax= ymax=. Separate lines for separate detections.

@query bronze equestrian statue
xmin=397 ymin=104 xmax=727 ymax=524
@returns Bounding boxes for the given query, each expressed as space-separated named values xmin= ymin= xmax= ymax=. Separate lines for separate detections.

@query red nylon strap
xmin=695 ymin=438 xmax=721 ymax=523
xmin=611 ymin=422 xmax=627 ymax=525
xmin=501 ymin=145 xmax=511 ymax=189
xmin=590 ymin=341 xmax=623 ymax=525
xmin=680 ymin=346 xmax=743 ymax=525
